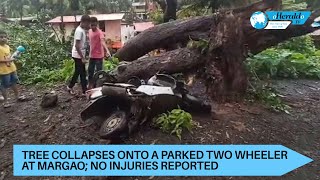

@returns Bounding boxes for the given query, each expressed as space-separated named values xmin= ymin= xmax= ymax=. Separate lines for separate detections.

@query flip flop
xmin=67 ymin=86 xmax=76 ymax=95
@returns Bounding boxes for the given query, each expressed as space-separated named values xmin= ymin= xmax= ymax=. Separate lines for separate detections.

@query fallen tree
xmin=114 ymin=48 xmax=203 ymax=82
xmin=114 ymin=15 xmax=215 ymax=62
xmin=112 ymin=0 xmax=320 ymax=100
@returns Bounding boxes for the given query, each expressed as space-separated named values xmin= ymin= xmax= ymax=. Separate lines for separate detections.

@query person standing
xmin=87 ymin=16 xmax=111 ymax=89
xmin=67 ymin=15 xmax=91 ymax=96
xmin=0 ymin=30 xmax=26 ymax=108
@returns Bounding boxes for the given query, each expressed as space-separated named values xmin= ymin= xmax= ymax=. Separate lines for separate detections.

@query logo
xmin=312 ymin=22 xmax=320 ymax=28
xmin=250 ymin=11 xmax=312 ymax=30
xmin=250 ymin=11 xmax=268 ymax=29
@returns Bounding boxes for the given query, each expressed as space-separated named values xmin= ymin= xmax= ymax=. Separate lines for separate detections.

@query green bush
xmin=104 ymin=57 xmax=119 ymax=72
xmin=247 ymin=80 xmax=291 ymax=114
xmin=154 ymin=109 xmax=193 ymax=140
xmin=246 ymin=35 xmax=319 ymax=113
xmin=246 ymin=36 xmax=320 ymax=80
xmin=1 ymin=22 xmax=70 ymax=85
xmin=148 ymin=10 xmax=164 ymax=25
xmin=24 ymin=59 xmax=74 ymax=86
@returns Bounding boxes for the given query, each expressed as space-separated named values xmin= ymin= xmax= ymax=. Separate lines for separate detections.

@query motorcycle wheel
xmin=184 ymin=94 xmax=211 ymax=113
xmin=99 ymin=111 xmax=128 ymax=139
xmin=184 ymin=94 xmax=203 ymax=105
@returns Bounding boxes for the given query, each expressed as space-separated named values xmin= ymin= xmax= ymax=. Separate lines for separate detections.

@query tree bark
xmin=112 ymin=48 xmax=203 ymax=82
xmin=115 ymin=0 xmax=284 ymax=62
xmin=163 ymin=0 xmax=177 ymax=22
xmin=112 ymin=0 xmax=320 ymax=101
xmin=204 ymin=13 xmax=248 ymax=100
xmin=114 ymin=15 xmax=215 ymax=61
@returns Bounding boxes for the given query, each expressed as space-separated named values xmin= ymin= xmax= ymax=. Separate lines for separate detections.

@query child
xmin=0 ymin=30 xmax=25 ymax=108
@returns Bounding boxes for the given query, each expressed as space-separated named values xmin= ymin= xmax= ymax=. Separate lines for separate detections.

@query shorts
xmin=0 ymin=72 xmax=19 ymax=90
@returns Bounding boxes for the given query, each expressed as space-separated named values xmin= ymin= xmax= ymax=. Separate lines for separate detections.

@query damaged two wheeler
xmin=80 ymin=72 xmax=211 ymax=140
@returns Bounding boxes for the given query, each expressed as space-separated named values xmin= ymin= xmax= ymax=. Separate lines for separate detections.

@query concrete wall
xmin=51 ymin=20 xmax=123 ymax=43
xmin=121 ymin=24 xmax=135 ymax=45
xmin=105 ymin=20 xmax=121 ymax=42
xmin=52 ymin=23 xmax=78 ymax=42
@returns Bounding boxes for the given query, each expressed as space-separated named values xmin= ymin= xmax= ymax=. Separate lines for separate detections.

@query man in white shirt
xmin=67 ymin=14 xmax=91 ymax=96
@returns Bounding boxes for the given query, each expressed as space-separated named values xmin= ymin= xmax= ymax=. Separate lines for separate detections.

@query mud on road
xmin=0 ymin=80 xmax=319 ymax=180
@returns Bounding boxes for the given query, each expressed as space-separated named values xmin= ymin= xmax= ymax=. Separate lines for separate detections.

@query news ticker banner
xmin=13 ymin=145 xmax=313 ymax=177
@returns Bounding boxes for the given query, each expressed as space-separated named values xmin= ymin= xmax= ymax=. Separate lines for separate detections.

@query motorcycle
xmin=80 ymin=72 xmax=211 ymax=140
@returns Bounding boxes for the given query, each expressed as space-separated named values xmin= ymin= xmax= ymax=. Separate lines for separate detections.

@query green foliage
xmin=148 ymin=9 xmax=164 ymax=25
xmin=1 ymin=22 xmax=70 ymax=85
xmin=0 ymin=0 xmax=132 ymax=19
xmin=187 ymin=39 xmax=209 ymax=54
xmin=177 ymin=4 xmax=210 ymax=19
xmin=246 ymin=35 xmax=320 ymax=113
xmin=282 ymin=0 xmax=320 ymax=10
xmin=154 ymin=109 xmax=193 ymax=140
xmin=104 ymin=57 xmax=119 ymax=72
xmin=278 ymin=35 xmax=316 ymax=54
xmin=282 ymin=0 xmax=307 ymax=10
xmin=246 ymin=36 xmax=320 ymax=80
xmin=247 ymin=80 xmax=291 ymax=114
xmin=22 ymin=59 xmax=74 ymax=86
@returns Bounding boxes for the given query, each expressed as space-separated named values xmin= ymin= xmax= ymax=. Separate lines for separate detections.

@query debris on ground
xmin=40 ymin=91 xmax=58 ymax=108
xmin=0 ymin=80 xmax=319 ymax=180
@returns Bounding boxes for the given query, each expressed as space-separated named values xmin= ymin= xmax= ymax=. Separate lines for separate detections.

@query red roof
xmin=47 ymin=13 xmax=125 ymax=24
xmin=134 ymin=22 xmax=154 ymax=32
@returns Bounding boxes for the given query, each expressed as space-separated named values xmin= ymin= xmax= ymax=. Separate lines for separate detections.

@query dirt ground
xmin=0 ymin=79 xmax=319 ymax=180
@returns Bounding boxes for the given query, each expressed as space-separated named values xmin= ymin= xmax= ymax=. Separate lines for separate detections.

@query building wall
xmin=51 ymin=20 xmax=122 ymax=44
xmin=105 ymin=20 xmax=121 ymax=42
xmin=121 ymin=24 xmax=135 ymax=45
xmin=52 ymin=23 xmax=78 ymax=42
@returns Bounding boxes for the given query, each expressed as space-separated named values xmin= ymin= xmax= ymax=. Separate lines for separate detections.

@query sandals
xmin=67 ymin=86 xmax=76 ymax=95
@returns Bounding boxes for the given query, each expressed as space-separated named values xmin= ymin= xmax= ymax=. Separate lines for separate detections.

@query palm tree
xmin=69 ymin=0 xmax=79 ymax=27
xmin=4 ymin=0 xmax=30 ymax=21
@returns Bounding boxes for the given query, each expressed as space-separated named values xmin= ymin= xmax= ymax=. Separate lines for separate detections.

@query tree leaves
xmin=247 ymin=35 xmax=320 ymax=80
xmin=154 ymin=109 xmax=193 ymax=140
xmin=0 ymin=0 xmax=132 ymax=18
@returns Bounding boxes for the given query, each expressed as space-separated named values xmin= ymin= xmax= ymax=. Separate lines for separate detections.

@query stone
xmin=40 ymin=92 xmax=58 ymax=108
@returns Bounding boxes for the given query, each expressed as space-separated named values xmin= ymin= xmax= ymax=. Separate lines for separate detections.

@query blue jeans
xmin=88 ymin=58 xmax=103 ymax=83
xmin=0 ymin=72 xmax=18 ymax=90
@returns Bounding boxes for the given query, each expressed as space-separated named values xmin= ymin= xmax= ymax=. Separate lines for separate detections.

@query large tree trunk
xmin=115 ymin=0 xmax=283 ymax=62
xmin=205 ymin=13 xmax=248 ymax=100
xmin=163 ymin=0 xmax=177 ymax=22
xmin=112 ymin=0 xmax=320 ymax=101
xmin=115 ymin=16 xmax=215 ymax=61
xmin=113 ymin=48 xmax=203 ymax=82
